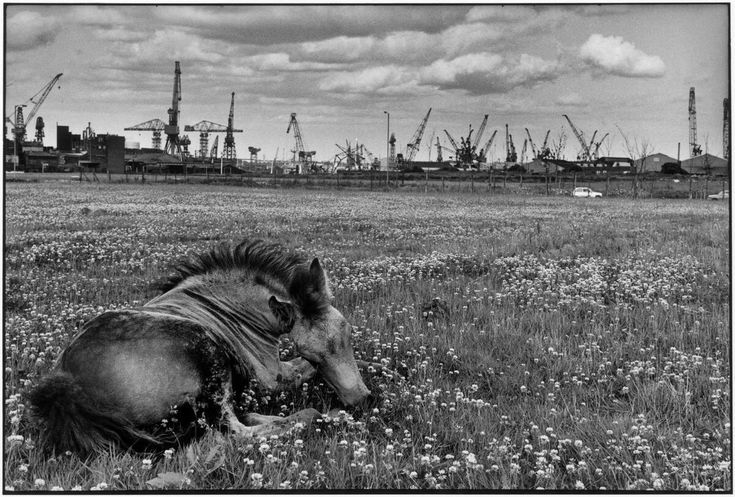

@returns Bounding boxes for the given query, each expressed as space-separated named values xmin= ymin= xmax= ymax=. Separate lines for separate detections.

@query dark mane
xmin=160 ymin=239 xmax=306 ymax=294
xmin=158 ymin=239 xmax=330 ymax=319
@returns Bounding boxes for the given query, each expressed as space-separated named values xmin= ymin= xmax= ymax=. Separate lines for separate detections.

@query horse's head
xmin=269 ymin=258 xmax=370 ymax=406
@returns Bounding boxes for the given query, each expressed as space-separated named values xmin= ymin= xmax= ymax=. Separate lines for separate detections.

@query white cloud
xmin=318 ymin=65 xmax=419 ymax=94
xmin=579 ymin=34 xmax=665 ymax=77
xmin=556 ymin=93 xmax=587 ymax=107
xmin=6 ymin=11 xmax=60 ymax=50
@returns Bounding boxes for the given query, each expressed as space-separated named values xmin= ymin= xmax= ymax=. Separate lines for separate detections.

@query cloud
xmin=579 ymin=34 xmax=665 ymax=77
xmin=6 ymin=11 xmax=60 ymax=50
xmin=318 ymin=65 xmax=420 ymax=95
xmin=421 ymin=52 xmax=565 ymax=95
xmin=556 ymin=93 xmax=587 ymax=107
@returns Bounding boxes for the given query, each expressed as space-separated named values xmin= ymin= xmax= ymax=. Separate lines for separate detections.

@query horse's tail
xmin=29 ymin=371 xmax=161 ymax=455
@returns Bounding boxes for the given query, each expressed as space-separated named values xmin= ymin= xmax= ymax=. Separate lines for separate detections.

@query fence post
xmin=471 ymin=171 xmax=474 ymax=192
xmin=704 ymin=176 xmax=709 ymax=199
xmin=425 ymin=170 xmax=428 ymax=193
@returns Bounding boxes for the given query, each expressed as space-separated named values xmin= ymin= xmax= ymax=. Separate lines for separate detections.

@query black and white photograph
xmin=3 ymin=3 xmax=731 ymax=491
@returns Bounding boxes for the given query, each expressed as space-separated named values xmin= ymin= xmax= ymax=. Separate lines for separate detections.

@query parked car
xmin=707 ymin=190 xmax=729 ymax=200
xmin=572 ymin=187 xmax=602 ymax=198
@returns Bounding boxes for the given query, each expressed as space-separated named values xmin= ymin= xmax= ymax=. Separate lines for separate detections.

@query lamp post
xmin=384 ymin=110 xmax=390 ymax=185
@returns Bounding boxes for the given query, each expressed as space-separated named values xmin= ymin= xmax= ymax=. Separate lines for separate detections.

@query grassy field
xmin=3 ymin=181 xmax=730 ymax=491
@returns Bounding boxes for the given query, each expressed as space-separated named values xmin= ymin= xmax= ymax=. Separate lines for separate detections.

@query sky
xmin=4 ymin=3 xmax=730 ymax=163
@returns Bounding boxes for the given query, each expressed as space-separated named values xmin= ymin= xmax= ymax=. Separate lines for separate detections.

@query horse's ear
xmin=268 ymin=296 xmax=296 ymax=334
xmin=309 ymin=258 xmax=326 ymax=293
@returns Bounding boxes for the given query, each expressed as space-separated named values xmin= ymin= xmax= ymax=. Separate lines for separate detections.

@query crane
xmin=223 ymin=92 xmax=238 ymax=161
xmin=389 ymin=133 xmax=396 ymax=165
xmin=540 ymin=130 xmax=552 ymax=158
xmin=586 ymin=130 xmax=598 ymax=158
xmin=286 ymin=113 xmax=316 ymax=173
xmin=209 ymin=135 xmax=219 ymax=163
xmin=592 ymin=132 xmax=609 ymax=160
xmin=426 ymin=129 xmax=435 ymax=161
xmin=8 ymin=72 xmax=63 ymax=152
xmin=525 ymin=128 xmax=537 ymax=159
xmin=689 ymin=88 xmax=702 ymax=157
xmin=443 ymin=129 xmax=460 ymax=156
xmin=472 ymin=114 xmax=489 ymax=149
xmin=562 ymin=114 xmax=592 ymax=161
xmin=248 ymin=146 xmax=261 ymax=162
xmin=125 ymin=62 xmax=183 ymax=157
xmin=404 ymin=108 xmax=432 ymax=164
xmin=479 ymin=129 xmax=498 ymax=163
xmin=520 ymin=138 xmax=528 ymax=164
xmin=184 ymin=120 xmax=226 ymax=158
xmin=35 ymin=117 xmax=45 ymax=145
xmin=125 ymin=118 xmax=166 ymax=150
xmin=164 ymin=61 xmax=183 ymax=158
xmin=435 ymin=136 xmax=443 ymax=162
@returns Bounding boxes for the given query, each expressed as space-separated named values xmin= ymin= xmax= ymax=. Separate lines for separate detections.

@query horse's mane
xmin=159 ymin=239 xmax=330 ymax=318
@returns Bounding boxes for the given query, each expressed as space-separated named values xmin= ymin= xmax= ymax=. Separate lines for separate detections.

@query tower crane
xmin=562 ymin=114 xmax=592 ymax=161
xmin=286 ymin=113 xmax=316 ymax=173
xmin=689 ymin=87 xmax=702 ymax=157
xmin=7 ymin=72 xmax=63 ymax=151
xmin=404 ymin=108 xmax=432 ymax=165
xmin=479 ymin=129 xmax=498 ymax=163
xmin=125 ymin=62 xmax=183 ymax=158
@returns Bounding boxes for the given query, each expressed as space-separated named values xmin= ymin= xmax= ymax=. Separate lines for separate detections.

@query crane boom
xmin=25 ymin=73 xmax=63 ymax=126
xmin=405 ymin=108 xmax=432 ymax=163
xmin=443 ymin=129 xmax=460 ymax=151
xmin=562 ymin=114 xmax=591 ymax=161
xmin=525 ymin=128 xmax=537 ymax=158
xmin=481 ymin=129 xmax=498 ymax=159
xmin=9 ymin=72 xmax=63 ymax=144
xmin=472 ymin=114 xmax=489 ymax=149
xmin=541 ymin=130 xmax=551 ymax=150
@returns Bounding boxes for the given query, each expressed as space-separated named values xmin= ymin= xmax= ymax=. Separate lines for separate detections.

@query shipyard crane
xmin=35 ymin=117 xmax=45 ymax=145
xmin=426 ymin=130 xmax=435 ymax=161
xmin=540 ymin=130 xmax=552 ymax=158
xmin=505 ymin=124 xmax=518 ymax=163
xmin=443 ymin=129 xmax=460 ymax=153
xmin=479 ymin=129 xmax=498 ymax=163
xmin=125 ymin=62 xmax=183 ymax=157
xmin=724 ymin=98 xmax=730 ymax=160
xmin=587 ymin=130 xmax=598 ymax=157
xmin=8 ymin=72 xmax=63 ymax=151
xmin=472 ymin=114 xmax=489 ymax=149
xmin=525 ymin=128 xmax=537 ymax=158
xmin=389 ymin=133 xmax=396 ymax=165
xmin=164 ymin=61 xmax=183 ymax=158
xmin=562 ymin=114 xmax=592 ymax=161
xmin=592 ymin=132 xmax=609 ymax=160
xmin=286 ymin=113 xmax=316 ymax=173
xmin=689 ymin=87 xmax=701 ymax=157
xmin=184 ymin=121 xmax=227 ymax=158
xmin=435 ymin=136 xmax=443 ymax=162
xmin=404 ymin=108 xmax=432 ymax=164
xmin=209 ymin=135 xmax=219 ymax=163
xmin=248 ymin=146 xmax=261 ymax=162
xmin=223 ymin=92 xmax=239 ymax=161
xmin=125 ymin=118 xmax=166 ymax=150
xmin=520 ymin=139 xmax=528 ymax=164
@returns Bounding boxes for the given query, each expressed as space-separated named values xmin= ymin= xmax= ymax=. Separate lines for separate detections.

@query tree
xmin=617 ymin=125 xmax=653 ymax=198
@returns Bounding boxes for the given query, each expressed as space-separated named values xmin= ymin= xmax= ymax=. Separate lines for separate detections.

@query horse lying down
xmin=30 ymin=239 xmax=389 ymax=455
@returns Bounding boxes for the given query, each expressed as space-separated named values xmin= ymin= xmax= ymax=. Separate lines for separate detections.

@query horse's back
xmin=59 ymin=310 xmax=210 ymax=426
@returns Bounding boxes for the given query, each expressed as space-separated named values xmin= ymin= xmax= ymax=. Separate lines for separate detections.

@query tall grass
xmin=4 ymin=182 xmax=730 ymax=490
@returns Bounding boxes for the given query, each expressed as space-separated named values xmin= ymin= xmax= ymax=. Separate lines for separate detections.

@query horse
xmin=29 ymin=239 xmax=371 ymax=455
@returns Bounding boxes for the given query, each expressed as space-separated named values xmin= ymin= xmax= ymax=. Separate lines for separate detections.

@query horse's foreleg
xmin=277 ymin=357 xmax=316 ymax=389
